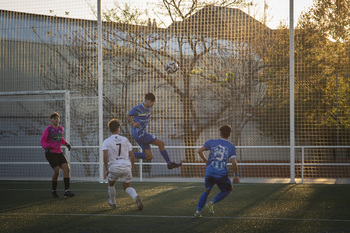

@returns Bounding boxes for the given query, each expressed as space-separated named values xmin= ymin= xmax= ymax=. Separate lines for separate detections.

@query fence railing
xmin=1 ymin=145 xmax=349 ymax=183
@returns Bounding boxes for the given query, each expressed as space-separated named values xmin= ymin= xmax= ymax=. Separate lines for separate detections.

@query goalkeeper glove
xmin=65 ymin=143 xmax=71 ymax=151
xmin=65 ymin=143 xmax=72 ymax=151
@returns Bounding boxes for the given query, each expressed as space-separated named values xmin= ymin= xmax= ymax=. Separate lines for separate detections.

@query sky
xmin=0 ymin=0 xmax=315 ymax=29
xmin=243 ymin=0 xmax=315 ymax=28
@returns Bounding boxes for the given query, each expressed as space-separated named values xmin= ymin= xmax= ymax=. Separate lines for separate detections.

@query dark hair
xmin=50 ymin=112 xmax=60 ymax=119
xmin=145 ymin=92 xmax=156 ymax=102
xmin=219 ymin=124 xmax=232 ymax=138
xmin=108 ymin=119 xmax=121 ymax=132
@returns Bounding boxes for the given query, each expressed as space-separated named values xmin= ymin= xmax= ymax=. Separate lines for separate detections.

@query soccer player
xmin=127 ymin=92 xmax=182 ymax=169
xmin=194 ymin=124 xmax=240 ymax=218
xmin=102 ymin=119 xmax=143 ymax=210
xmin=40 ymin=112 xmax=74 ymax=198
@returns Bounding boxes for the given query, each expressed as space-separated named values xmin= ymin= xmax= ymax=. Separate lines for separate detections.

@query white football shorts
xmin=108 ymin=166 xmax=132 ymax=183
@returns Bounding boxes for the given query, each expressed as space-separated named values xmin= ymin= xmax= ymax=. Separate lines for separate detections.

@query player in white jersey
xmin=102 ymin=119 xmax=143 ymax=210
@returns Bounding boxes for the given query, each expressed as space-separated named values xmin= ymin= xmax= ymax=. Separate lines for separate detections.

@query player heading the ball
xmin=127 ymin=92 xmax=182 ymax=169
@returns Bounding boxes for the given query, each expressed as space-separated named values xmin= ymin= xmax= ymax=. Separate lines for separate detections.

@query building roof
xmin=168 ymin=5 xmax=272 ymax=40
xmin=1 ymin=5 xmax=273 ymax=44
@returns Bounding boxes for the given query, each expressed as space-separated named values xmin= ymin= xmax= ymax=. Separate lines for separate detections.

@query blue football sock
xmin=160 ymin=150 xmax=171 ymax=164
xmin=134 ymin=152 xmax=146 ymax=159
xmin=197 ymin=191 xmax=209 ymax=211
xmin=212 ymin=190 xmax=231 ymax=203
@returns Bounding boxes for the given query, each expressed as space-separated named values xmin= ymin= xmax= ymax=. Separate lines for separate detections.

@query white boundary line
xmin=1 ymin=212 xmax=350 ymax=222
xmin=0 ymin=185 xmax=201 ymax=192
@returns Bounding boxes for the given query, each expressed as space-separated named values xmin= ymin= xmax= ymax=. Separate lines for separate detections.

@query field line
xmin=0 ymin=185 xmax=200 ymax=192
xmin=1 ymin=212 xmax=350 ymax=222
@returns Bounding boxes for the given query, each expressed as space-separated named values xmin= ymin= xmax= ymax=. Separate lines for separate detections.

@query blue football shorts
xmin=204 ymin=174 xmax=232 ymax=192
xmin=133 ymin=131 xmax=157 ymax=151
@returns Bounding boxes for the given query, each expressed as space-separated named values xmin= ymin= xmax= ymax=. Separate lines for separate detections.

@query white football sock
xmin=108 ymin=186 xmax=116 ymax=204
xmin=125 ymin=187 xmax=137 ymax=200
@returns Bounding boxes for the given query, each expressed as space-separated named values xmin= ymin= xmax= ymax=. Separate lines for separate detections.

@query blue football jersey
xmin=128 ymin=103 xmax=152 ymax=137
xmin=204 ymin=139 xmax=236 ymax=178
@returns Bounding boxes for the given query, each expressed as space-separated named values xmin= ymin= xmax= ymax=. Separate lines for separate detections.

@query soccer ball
xmin=165 ymin=61 xmax=178 ymax=74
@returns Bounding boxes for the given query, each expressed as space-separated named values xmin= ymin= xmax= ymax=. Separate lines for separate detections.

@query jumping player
xmin=127 ymin=92 xmax=182 ymax=169
xmin=40 ymin=112 xmax=74 ymax=198
xmin=194 ymin=124 xmax=239 ymax=218
xmin=103 ymin=119 xmax=143 ymax=210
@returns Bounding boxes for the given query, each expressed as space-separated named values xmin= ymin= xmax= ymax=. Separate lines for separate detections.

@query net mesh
xmin=0 ymin=0 xmax=349 ymax=182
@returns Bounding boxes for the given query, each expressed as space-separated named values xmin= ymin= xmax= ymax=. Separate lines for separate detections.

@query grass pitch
xmin=1 ymin=181 xmax=350 ymax=233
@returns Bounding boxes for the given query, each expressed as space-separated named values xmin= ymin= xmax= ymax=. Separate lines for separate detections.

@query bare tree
xmin=100 ymin=1 xmax=272 ymax=175
xmin=32 ymin=0 xmax=272 ymax=177
xmin=195 ymin=39 xmax=267 ymax=145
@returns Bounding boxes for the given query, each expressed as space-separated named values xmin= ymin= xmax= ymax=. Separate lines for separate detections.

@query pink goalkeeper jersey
xmin=40 ymin=125 xmax=67 ymax=153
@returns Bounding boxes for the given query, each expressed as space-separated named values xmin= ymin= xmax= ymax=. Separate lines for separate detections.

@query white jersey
xmin=102 ymin=134 xmax=133 ymax=169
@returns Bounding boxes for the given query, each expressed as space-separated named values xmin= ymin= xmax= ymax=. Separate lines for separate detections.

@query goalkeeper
xmin=194 ymin=124 xmax=239 ymax=218
xmin=40 ymin=112 xmax=74 ymax=198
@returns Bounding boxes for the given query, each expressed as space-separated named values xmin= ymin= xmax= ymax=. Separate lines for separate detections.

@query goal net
xmin=1 ymin=0 xmax=349 ymax=183
xmin=0 ymin=91 xmax=101 ymax=181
